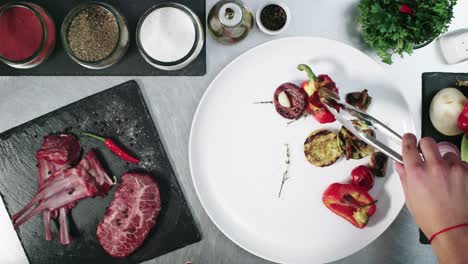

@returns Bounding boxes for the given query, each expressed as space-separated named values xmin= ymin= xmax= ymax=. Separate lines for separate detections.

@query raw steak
xmin=97 ymin=172 xmax=161 ymax=258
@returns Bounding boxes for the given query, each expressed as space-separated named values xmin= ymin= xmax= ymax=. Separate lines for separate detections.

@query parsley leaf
xmin=358 ymin=0 xmax=457 ymax=64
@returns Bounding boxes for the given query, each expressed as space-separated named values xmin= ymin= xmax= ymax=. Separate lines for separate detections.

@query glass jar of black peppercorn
xmin=61 ymin=2 xmax=129 ymax=69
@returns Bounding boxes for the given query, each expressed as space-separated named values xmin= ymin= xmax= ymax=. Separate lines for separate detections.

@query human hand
xmin=394 ymin=134 xmax=468 ymax=238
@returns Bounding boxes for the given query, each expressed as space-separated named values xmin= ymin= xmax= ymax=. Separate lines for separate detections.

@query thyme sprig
xmin=278 ymin=144 xmax=291 ymax=198
xmin=253 ymin=101 xmax=273 ymax=104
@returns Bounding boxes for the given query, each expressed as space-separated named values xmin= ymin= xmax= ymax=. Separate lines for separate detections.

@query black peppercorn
xmin=260 ymin=4 xmax=287 ymax=31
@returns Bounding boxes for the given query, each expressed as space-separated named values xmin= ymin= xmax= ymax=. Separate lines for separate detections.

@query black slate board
xmin=421 ymin=72 xmax=468 ymax=244
xmin=0 ymin=0 xmax=206 ymax=76
xmin=0 ymin=80 xmax=201 ymax=263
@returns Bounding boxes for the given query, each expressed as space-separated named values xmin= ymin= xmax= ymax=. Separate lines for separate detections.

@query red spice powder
xmin=0 ymin=6 xmax=44 ymax=61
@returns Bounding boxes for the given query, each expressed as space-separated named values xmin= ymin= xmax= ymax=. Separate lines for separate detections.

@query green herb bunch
xmin=358 ymin=0 xmax=457 ymax=64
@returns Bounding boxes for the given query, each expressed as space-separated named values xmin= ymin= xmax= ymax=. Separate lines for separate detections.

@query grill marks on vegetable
xmin=337 ymin=121 xmax=375 ymax=160
xmin=67 ymin=6 xmax=119 ymax=62
xmin=304 ymin=130 xmax=341 ymax=167
xmin=346 ymin=89 xmax=372 ymax=112
xmin=273 ymin=83 xmax=307 ymax=120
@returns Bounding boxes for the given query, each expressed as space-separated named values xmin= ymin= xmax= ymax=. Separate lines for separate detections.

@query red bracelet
xmin=429 ymin=223 xmax=468 ymax=243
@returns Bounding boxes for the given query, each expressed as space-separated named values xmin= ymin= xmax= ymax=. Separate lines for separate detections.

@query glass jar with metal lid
xmin=0 ymin=2 xmax=56 ymax=69
xmin=61 ymin=2 xmax=129 ymax=70
xmin=136 ymin=3 xmax=204 ymax=71
xmin=207 ymin=0 xmax=254 ymax=45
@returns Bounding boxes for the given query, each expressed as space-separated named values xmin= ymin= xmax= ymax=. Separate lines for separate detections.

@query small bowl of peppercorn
xmin=256 ymin=1 xmax=290 ymax=35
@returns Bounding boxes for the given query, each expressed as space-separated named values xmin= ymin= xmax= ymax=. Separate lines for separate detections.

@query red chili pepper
xmin=322 ymin=183 xmax=377 ymax=229
xmin=400 ymin=4 xmax=414 ymax=16
xmin=458 ymin=102 xmax=468 ymax=133
xmin=297 ymin=64 xmax=339 ymax=124
xmin=81 ymin=132 xmax=140 ymax=164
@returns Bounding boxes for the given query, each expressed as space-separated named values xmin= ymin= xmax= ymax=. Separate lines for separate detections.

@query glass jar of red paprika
xmin=0 ymin=2 xmax=56 ymax=69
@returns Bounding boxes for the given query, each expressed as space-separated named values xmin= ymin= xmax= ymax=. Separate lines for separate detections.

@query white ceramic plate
xmin=190 ymin=37 xmax=415 ymax=264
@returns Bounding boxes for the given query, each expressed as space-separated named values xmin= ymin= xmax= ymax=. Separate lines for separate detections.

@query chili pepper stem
xmin=297 ymin=64 xmax=317 ymax=81
xmin=80 ymin=132 xmax=106 ymax=142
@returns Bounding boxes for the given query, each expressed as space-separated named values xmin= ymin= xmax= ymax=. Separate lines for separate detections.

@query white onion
xmin=438 ymin=141 xmax=460 ymax=157
xmin=429 ymin=88 xmax=466 ymax=136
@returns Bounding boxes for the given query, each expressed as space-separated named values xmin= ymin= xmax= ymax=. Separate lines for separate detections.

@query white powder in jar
xmin=139 ymin=7 xmax=196 ymax=63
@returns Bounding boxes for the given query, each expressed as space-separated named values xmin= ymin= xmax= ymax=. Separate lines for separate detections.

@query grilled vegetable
xmin=337 ymin=120 xmax=374 ymax=160
xmin=369 ymin=152 xmax=389 ymax=177
xmin=273 ymin=83 xmax=308 ymax=120
xmin=297 ymin=64 xmax=339 ymax=124
xmin=304 ymin=130 xmax=342 ymax=167
xmin=346 ymin=89 xmax=372 ymax=112
xmin=322 ymin=183 xmax=377 ymax=228
xmin=351 ymin=165 xmax=374 ymax=191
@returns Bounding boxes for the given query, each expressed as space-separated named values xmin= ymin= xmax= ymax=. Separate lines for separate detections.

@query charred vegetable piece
xmin=351 ymin=165 xmax=374 ymax=191
xmin=346 ymin=89 xmax=372 ymax=112
xmin=273 ymin=83 xmax=308 ymax=120
xmin=304 ymin=130 xmax=342 ymax=167
xmin=297 ymin=64 xmax=338 ymax=124
xmin=369 ymin=152 xmax=389 ymax=177
xmin=322 ymin=183 xmax=377 ymax=228
xmin=337 ymin=120 xmax=375 ymax=160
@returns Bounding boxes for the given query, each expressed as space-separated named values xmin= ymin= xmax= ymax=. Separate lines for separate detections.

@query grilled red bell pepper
xmin=322 ymin=183 xmax=377 ymax=229
xmin=297 ymin=64 xmax=338 ymax=124
xmin=458 ymin=101 xmax=468 ymax=133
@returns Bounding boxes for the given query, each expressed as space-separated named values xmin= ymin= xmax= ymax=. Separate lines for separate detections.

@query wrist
xmin=432 ymin=226 xmax=468 ymax=264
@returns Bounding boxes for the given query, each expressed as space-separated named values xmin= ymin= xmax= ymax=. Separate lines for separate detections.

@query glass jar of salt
xmin=137 ymin=3 xmax=204 ymax=71
xmin=207 ymin=0 xmax=254 ymax=45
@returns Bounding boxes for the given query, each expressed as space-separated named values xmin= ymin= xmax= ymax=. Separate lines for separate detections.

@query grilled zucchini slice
xmin=304 ymin=130 xmax=342 ymax=167
xmin=337 ymin=120 xmax=375 ymax=160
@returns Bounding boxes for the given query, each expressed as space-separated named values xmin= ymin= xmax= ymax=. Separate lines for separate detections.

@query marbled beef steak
xmin=97 ymin=172 xmax=161 ymax=258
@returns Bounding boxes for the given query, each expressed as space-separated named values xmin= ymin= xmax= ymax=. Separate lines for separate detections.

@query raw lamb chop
xmin=36 ymin=134 xmax=81 ymax=242
xmin=54 ymin=150 xmax=114 ymax=244
xmin=97 ymin=172 xmax=161 ymax=258
xmin=12 ymin=150 xmax=113 ymax=244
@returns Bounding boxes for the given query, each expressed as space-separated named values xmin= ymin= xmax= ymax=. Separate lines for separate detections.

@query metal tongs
xmin=318 ymin=88 xmax=404 ymax=163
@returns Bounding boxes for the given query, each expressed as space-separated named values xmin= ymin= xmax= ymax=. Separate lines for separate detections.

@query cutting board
xmin=0 ymin=80 xmax=201 ymax=263
xmin=421 ymin=72 xmax=468 ymax=244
